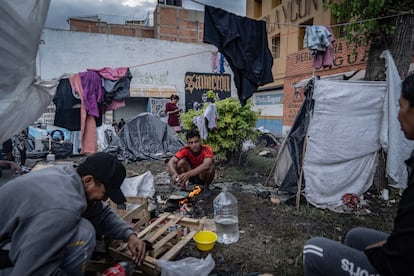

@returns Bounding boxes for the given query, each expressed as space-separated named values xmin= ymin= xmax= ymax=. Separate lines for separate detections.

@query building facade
xmin=246 ymin=0 xmax=373 ymax=135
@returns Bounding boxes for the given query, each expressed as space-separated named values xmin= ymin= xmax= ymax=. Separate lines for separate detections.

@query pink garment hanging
xmin=69 ymin=74 xmax=97 ymax=154
xmin=313 ymin=26 xmax=336 ymax=69
xmin=88 ymin=67 xmax=129 ymax=80
xmin=104 ymin=99 xmax=126 ymax=112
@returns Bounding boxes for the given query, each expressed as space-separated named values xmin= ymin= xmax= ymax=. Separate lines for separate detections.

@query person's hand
xmin=127 ymin=234 xmax=147 ymax=265
xmin=365 ymin=240 xmax=386 ymax=250
xmin=9 ymin=161 xmax=22 ymax=175
xmin=177 ymin=172 xmax=191 ymax=185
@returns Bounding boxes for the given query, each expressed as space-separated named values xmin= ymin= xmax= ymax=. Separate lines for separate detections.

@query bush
xmin=181 ymin=97 xmax=259 ymax=162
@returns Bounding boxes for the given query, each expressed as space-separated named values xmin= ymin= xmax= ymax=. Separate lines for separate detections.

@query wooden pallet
xmin=86 ymin=197 xmax=150 ymax=272
xmin=109 ymin=213 xmax=206 ymax=276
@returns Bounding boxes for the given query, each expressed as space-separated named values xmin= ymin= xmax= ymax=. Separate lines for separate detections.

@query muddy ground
xmin=124 ymin=157 xmax=398 ymax=276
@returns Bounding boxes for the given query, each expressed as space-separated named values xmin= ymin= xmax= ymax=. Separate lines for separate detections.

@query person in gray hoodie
xmin=0 ymin=152 xmax=148 ymax=275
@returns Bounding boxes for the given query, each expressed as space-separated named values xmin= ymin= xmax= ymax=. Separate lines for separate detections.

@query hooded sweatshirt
xmin=0 ymin=164 xmax=134 ymax=275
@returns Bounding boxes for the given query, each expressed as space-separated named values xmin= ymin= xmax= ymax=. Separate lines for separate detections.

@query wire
xmin=265 ymin=12 xmax=411 ymax=28
xmin=128 ymin=50 xmax=212 ymax=68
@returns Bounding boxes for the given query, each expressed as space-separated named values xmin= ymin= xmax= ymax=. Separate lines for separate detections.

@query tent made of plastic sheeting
xmin=273 ymin=51 xmax=414 ymax=211
xmin=105 ymin=113 xmax=185 ymax=162
xmin=304 ymin=80 xmax=386 ymax=210
xmin=0 ymin=1 xmax=58 ymax=144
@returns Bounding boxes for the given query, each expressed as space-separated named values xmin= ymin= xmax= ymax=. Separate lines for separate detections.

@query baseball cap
xmin=80 ymin=152 xmax=126 ymax=203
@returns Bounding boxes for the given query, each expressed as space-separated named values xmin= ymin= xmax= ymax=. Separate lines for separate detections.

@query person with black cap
xmin=0 ymin=152 xmax=148 ymax=275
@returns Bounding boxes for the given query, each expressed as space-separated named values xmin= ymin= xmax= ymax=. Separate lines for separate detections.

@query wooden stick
xmin=296 ymin=136 xmax=307 ymax=210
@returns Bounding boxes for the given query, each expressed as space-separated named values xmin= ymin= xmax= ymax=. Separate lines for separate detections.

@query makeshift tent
xmin=273 ymin=51 xmax=414 ymax=211
xmin=0 ymin=1 xmax=58 ymax=144
xmin=105 ymin=112 xmax=185 ymax=162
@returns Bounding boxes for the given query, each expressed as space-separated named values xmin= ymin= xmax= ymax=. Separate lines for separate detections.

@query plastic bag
xmin=157 ymin=254 xmax=215 ymax=276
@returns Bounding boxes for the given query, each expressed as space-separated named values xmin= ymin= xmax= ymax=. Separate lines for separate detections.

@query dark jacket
xmin=203 ymin=5 xmax=274 ymax=106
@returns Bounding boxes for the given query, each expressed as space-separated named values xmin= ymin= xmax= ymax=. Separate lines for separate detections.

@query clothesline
xmin=128 ymin=50 xmax=212 ymax=68
xmin=266 ymin=12 xmax=411 ymax=28
xmin=189 ymin=0 xmax=411 ymax=28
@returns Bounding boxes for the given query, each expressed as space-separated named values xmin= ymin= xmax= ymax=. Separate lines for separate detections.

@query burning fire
xmin=179 ymin=185 xmax=201 ymax=205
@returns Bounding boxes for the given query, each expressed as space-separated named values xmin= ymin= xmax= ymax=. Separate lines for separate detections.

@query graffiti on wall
xmin=184 ymin=72 xmax=231 ymax=111
xmin=130 ymin=69 xmax=169 ymax=85
xmin=149 ymin=98 xmax=169 ymax=118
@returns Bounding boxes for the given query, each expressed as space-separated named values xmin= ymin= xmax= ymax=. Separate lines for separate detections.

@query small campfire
xmin=164 ymin=185 xmax=202 ymax=213
xmin=179 ymin=185 xmax=202 ymax=205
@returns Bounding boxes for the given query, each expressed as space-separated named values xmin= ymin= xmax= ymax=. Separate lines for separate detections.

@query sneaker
xmin=201 ymin=186 xmax=212 ymax=198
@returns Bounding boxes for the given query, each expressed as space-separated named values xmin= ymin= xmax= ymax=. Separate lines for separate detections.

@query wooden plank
xmin=160 ymin=229 xmax=198 ymax=261
xmin=152 ymin=230 xmax=179 ymax=258
xmin=145 ymin=214 xmax=183 ymax=243
xmin=137 ymin=213 xmax=171 ymax=239
xmin=133 ymin=213 xmax=151 ymax=231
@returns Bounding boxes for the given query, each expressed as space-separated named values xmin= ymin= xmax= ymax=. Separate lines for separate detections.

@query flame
xmin=179 ymin=185 xmax=202 ymax=205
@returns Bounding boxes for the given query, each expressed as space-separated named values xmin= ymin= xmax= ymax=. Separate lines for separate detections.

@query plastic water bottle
xmin=213 ymin=188 xmax=239 ymax=244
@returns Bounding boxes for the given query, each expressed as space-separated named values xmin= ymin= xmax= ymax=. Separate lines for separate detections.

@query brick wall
xmin=154 ymin=5 xmax=204 ymax=43
xmin=69 ymin=5 xmax=204 ymax=43
xmin=69 ymin=19 xmax=154 ymax=38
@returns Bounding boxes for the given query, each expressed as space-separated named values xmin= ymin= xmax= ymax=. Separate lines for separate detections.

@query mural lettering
xmin=267 ymin=0 xmax=325 ymax=32
xmin=184 ymin=72 xmax=231 ymax=111
xmin=184 ymin=73 xmax=231 ymax=94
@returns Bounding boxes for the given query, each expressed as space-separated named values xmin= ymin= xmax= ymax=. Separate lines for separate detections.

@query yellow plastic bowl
xmin=193 ymin=231 xmax=218 ymax=251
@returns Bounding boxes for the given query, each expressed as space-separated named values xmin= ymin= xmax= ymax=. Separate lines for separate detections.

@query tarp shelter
xmin=105 ymin=113 xmax=185 ymax=162
xmin=274 ymin=51 xmax=414 ymax=211
xmin=0 ymin=1 xmax=58 ymax=144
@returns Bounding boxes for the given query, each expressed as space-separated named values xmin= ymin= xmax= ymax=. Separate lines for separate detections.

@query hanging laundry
xmin=53 ymin=78 xmax=81 ymax=131
xmin=203 ymin=102 xmax=218 ymax=130
xmin=69 ymin=74 xmax=98 ymax=154
xmin=203 ymin=5 xmax=274 ymax=106
xmin=79 ymin=70 xmax=104 ymax=118
xmin=89 ymin=67 xmax=132 ymax=110
xmin=303 ymin=25 xmax=335 ymax=69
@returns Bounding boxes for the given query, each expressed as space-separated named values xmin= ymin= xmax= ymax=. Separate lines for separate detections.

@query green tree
xmin=328 ymin=0 xmax=414 ymax=80
xmin=180 ymin=97 xmax=259 ymax=163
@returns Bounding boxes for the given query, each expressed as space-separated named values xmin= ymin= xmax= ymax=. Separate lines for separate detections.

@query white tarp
xmin=0 ymin=1 xmax=58 ymax=144
xmin=304 ymin=80 xmax=387 ymax=209
xmin=380 ymin=50 xmax=414 ymax=188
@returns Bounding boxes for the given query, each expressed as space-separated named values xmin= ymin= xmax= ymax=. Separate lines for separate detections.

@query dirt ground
xmin=124 ymin=157 xmax=398 ymax=276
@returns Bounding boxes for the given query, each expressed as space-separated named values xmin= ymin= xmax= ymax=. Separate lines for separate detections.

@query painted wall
xmin=37 ymin=28 xmax=237 ymax=107
xmin=251 ymin=90 xmax=284 ymax=136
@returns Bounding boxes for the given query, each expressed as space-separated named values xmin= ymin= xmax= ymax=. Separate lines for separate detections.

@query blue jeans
xmin=303 ymin=227 xmax=388 ymax=276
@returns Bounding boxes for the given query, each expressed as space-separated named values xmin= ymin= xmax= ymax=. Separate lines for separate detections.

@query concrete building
xmin=37 ymin=28 xmax=235 ymax=124
xmin=65 ymin=2 xmax=284 ymax=136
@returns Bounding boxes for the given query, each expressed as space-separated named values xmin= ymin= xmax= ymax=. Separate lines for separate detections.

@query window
xmin=271 ymin=0 xmax=281 ymax=9
xmin=298 ymin=19 xmax=313 ymax=50
xmin=254 ymin=0 xmax=262 ymax=18
xmin=272 ymin=34 xmax=281 ymax=59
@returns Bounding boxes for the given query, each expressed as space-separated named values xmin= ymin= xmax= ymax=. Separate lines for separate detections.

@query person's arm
xmin=180 ymin=157 xmax=213 ymax=182
xmin=0 ymin=160 xmax=22 ymax=174
xmin=83 ymin=202 xmax=147 ymax=264
xmin=9 ymin=210 xmax=78 ymax=275
xmin=167 ymin=156 xmax=180 ymax=182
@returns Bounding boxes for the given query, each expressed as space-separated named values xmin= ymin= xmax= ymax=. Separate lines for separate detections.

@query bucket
xmin=193 ymin=231 xmax=217 ymax=251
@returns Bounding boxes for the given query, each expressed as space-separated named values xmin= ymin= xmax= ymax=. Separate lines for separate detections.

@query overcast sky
xmin=45 ymin=0 xmax=246 ymax=29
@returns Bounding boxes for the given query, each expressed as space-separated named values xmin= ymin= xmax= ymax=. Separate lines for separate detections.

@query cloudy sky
xmin=45 ymin=0 xmax=246 ymax=29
